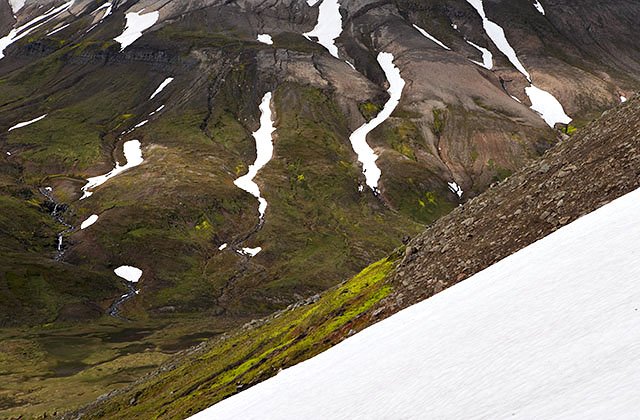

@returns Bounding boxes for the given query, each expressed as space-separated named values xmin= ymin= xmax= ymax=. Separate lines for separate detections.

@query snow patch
xmin=218 ymin=243 xmax=228 ymax=251
xmin=8 ymin=0 xmax=25 ymax=13
xmin=465 ymin=40 xmax=493 ymax=69
xmin=194 ymin=186 xmax=640 ymax=420
xmin=47 ymin=23 xmax=70 ymax=36
xmin=465 ymin=0 xmax=571 ymax=127
xmin=348 ymin=52 xmax=405 ymax=192
xmin=114 ymin=265 xmax=143 ymax=283
xmin=80 ymin=214 xmax=99 ymax=229
xmin=448 ymin=181 xmax=463 ymax=199
xmin=620 ymin=96 xmax=627 ymax=103
xmin=465 ymin=0 xmax=531 ymax=81
xmin=525 ymin=84 xmax=572 ymax=127
xmin=114 ymin=10 xmax=159 ymax=51
xmin=8 ymin=114 xmax=47 ymax=131
xmin=237 ymin=247 xmax=262 ymax=257
xmin=0 ymin=1 xmax=74 ymax=59
xmin=257 ymin=34 xmax=273 ymax=45
xmin=96 ymin=2 xmax=113 ymax=20
xmin=149 ymin=77 xmax=173 ymax=100
xmin=412 ymin=24 xmax=450 ymax=50
xmin=303 ymin=0 xmax=342 ymax=59
xmin=80 ymin=139 xmax=144 ymax=199
xmin=234 ymin=92 xmax=275 ymax=220
xmin=533 ymin=0 xmax=545 ymax=15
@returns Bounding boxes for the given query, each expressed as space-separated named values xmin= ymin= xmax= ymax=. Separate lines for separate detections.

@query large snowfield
xmin=193 ymin=186 xmax=640 ymax=419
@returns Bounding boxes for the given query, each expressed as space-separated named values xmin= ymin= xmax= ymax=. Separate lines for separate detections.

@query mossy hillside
xmin=220 ymin=84 xmax=422 ymax=309
xmin=0 ymin=193 xmax=122 ymax=326
xmin=81 ymin=254 xmax=399 ymax=419
xmin=2 ymin=57 xmax=160 ymax=178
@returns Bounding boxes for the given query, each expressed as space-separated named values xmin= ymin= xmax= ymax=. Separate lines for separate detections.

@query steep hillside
xmin=195 ymin=180 xmax=640 ymax=419
xmin=2 ymin=0 xmax=638 ymax=326
xmin=1 ymin=0 xmax=639 ymax=416
xmin=70 ymin=94 xmax=640 ymax=420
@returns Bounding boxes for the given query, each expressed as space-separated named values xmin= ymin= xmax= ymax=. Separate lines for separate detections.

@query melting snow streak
xmin=349 ymin=52 xmax=405 ymax=193
xmin=8 ymin=114 xmax=47 ymax=131
xmin=466 ymin=40 xmax=493 ymax=69
xmin=304 ymin=0 xmax=342 ymax=59
xmin=412 ymin=24 xmax=450 ymax=50
xmin=234 ymin=92 xmax=275 ymax=220
xmin=81 ymin=140 xmax=144 ymax=199
xmin=0 ymin=1 xmax=74 ymax=59
xmin=533 ymin=0 xmax=545 ymax=15
xmin=465 ymin=0 xmax=570 ymax=127
xmin=149 ymin=77 xmax=173 ymax=100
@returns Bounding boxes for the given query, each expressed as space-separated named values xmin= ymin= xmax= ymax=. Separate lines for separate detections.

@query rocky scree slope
xmin=71 ymin=95 xmax=640 ymax=420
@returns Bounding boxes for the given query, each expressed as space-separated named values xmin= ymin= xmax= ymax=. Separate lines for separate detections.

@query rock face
xmin=374 ymin=95 xmax=640 ymax=320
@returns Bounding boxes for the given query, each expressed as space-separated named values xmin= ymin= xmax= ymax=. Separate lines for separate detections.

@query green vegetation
xmin=81 ymin=254 xmax=400 ymax=419
xmin=358 ymin=101 xmax=382 ymax=121
xmin=432 ymin=108 xmax=447 ymax=136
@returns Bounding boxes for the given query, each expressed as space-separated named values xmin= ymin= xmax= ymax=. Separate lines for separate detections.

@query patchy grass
xmin=79 ymin=253 xmax=400 ymax=419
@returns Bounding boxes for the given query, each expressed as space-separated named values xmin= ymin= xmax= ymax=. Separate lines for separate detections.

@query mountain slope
xmin=71 ymin=93 xmax=640 ymax=420
xmin=2 ymin=0 xmax=638 ymax=326
xmin=195 ymin=182 xmax=640 ymax=420
xmin=1 ymin=0 xmax=640 ymax=416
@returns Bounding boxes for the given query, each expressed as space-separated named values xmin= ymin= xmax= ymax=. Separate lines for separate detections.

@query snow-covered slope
xmin=193 ymin=186 xmax=640 ymax=419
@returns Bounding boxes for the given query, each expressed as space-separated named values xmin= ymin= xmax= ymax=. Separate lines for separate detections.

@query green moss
xmin=358 ymin=101 xmax=382 ymax=121
xmin=81 ymin=255 xmax=400 ymax=419
xmin=432 ymin=108 xmax=446 ymax=136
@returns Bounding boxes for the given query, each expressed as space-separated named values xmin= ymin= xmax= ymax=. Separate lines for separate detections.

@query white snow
xmin=114 ymin=265 xmax=143 ymax=283
xmin=525 ymin=84 xmax=572 ymax=127
xmin=303 ymin=0 xmax=342 ymax=59
xmin=234 ymin=92 xmax=275 ymax=220
xmin=218 ymin=243 xmax=228 ymax=251
xmin=8 ymin=114 xmax=47 ymax=131
xmin=8 ymin=0 xmax=25 ymax=13
xmin=114 ymin=10 xmax=159 ymax=51
xmin=533 ymin=0 xmax=545 ymax=15
xmin=149 ymin=105 xmax=165 ymax=116
xmin=465 ymin=0 xmax=571 ymax=127
xmin=0 ymin=1 xmax=74 ymax=59
xmin=237 ymin=247 xmax=262 ymax=257
xmin=256 ymin=34 xmax=273 ymax=45
xmin=620 ymin=96 xmax=627 ymax=103
xmin=134 ymin=120 xmax=148 ymax=128
xmin=47 ymin=23 xmax=70 ymax=36
xmin=96 ymin=2 xmax=113 ymax=20
xmin=348 ymin=52 xmax=405 ymax=192
xmin=80 ymin=214 xmax=99 ymax=229
xmin=306 ymin=0 xmax=320 ymax=5
xmin=193 ymin=186 xmax=640 ymax=420
xmin=149 ymin=77 xmax=174 ymax=100
xmin=466 ymin=40 xmax=493 ymax=69
xmin=465 ymin=0 xmax=530 ymax=81
xmin=412 ymin=24 xmax=450 ymax=50
xmin=447 ymin=181 xmax=463 ymax=199
xmin=6 ymin=151 xmax=11 ymax=155
xmin=80 ymin=139 xmax=144 ymax=199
